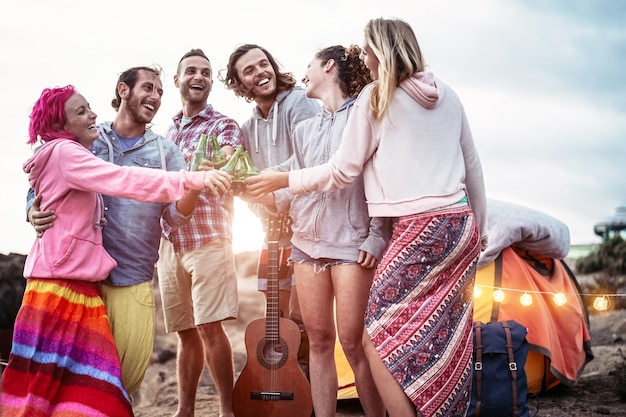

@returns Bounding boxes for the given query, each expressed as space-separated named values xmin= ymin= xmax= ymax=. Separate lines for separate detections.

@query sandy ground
xmin=132 ymin=258 xmax=626 ymax=417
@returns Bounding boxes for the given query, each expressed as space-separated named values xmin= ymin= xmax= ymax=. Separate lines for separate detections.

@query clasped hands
xmin=235 ymin=171 xmax=289 ymax=204
xmin=199 ymin=159 xmax=286 ymax=199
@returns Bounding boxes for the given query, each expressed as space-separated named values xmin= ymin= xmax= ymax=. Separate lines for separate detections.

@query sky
xmin=0 ymin=0 xmax=624 ymax=255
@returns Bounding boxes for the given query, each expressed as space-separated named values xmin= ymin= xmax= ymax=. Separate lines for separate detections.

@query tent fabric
xmin=336 ymin=338 xmax=358 ymax=399
xmin=474 ymin=199 xmax=592 ymax=393
xmin=474 ymin=247 xmax=593 ymax=393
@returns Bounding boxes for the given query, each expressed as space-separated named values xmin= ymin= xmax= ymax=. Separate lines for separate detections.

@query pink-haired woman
xmin=0 ymin=85 xmax=230 ymax=417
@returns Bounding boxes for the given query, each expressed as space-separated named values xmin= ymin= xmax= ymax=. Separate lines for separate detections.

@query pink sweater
xmin=289 ymin=73 xmax=488 ymax=245
xmin=23 ymin=138 xmax=206 ymax=281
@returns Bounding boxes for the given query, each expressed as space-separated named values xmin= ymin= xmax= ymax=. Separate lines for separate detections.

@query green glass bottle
xmin=220 ymin=145 xmax=244 ymax=176
xmin=221 ymin=145 xmax=245 ymax=192
xmin=189 ymin=134 xmax=209 ymax=171
xmin=209 ymin=134 xmax=228 ymax=169
xmin=242 ymin=150 xmax=260 ymax=176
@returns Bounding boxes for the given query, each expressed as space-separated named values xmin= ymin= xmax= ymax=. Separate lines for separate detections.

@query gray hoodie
xmin=241 ymin=87 xmax=320 ymax=171
xmin=241 ymin=87 xmax=320 ymax=246
xmin=274 ymin=99 xmax=391 ymax=261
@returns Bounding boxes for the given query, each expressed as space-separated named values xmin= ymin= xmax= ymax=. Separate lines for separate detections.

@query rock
xmin=0 ymin=253 xmax=27 ymax=329
xmin=0 ymin=253 xmax=27 ymax=363
xmin=155 ymin=349 xmax=176 ymax=364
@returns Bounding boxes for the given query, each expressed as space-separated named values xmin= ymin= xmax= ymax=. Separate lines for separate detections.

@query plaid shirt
xmin=161 ymin=105 xmax=243 ymax=253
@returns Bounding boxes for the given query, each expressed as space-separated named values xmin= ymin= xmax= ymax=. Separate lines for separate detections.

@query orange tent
xmin=474 ymin=246 xmax=593 ymax=393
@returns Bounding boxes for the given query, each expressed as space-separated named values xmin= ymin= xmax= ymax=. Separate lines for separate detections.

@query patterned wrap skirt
xmin=366 ymin=200 xmax=480 ymax=417
xmin=0 ymin=278 xmax=132 ymax=417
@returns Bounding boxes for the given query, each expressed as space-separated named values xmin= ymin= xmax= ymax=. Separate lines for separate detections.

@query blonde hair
xmin=364 ymin=17 xmax=425 ymax=120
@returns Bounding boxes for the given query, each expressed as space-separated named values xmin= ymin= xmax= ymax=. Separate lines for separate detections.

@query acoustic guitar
xmin=232 ymin=213 xmax=313 ymax=417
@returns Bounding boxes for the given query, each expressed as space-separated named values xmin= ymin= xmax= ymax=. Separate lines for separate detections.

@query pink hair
xmin=27 ymin=85 xmax=77 ymax=145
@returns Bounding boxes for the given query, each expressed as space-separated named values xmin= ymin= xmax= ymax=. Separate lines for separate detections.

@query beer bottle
xmin=189 ymin=134 xmax=209 ymax=171
xmin=209 ymin=134 xmax=228 ymax=168
xmin=220 ymin=145 xmax=244 ymax=176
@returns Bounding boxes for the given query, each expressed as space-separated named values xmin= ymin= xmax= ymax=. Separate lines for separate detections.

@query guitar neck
xmin=266 ymin=239 xmax=280 ymax=343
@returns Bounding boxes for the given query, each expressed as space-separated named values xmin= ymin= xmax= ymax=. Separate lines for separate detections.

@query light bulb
xmin=593 ymin=296 xmax=610 ymax=311
xmin=520 ymin=292 xmax=533 ymax=306
xmin=553 ymin=292 xmax=567 ymax=306
xmin=474 ymin=285 xmax=482 ymax=298
xmin=493 ymin=289 xmax=505 ymax=303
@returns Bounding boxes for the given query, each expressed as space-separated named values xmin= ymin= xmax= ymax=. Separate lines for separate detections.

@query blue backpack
xmin=467 ymin=320 xmax=530 ymax=417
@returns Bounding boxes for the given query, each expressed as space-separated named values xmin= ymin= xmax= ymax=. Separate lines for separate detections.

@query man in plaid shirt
xmin=157 ymin=48 xmax=242 ymax=417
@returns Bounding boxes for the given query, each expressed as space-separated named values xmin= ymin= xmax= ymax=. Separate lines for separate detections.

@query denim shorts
xmin=289 ymin=245 xmax=356 ymax=272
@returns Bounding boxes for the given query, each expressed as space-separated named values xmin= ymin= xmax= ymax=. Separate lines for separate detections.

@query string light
xmin=493 ymin=288 xmax=506 ymax=303
xmin=474 ymin=283 xmax=626 ymax=312
xmin=553 ymin=292 xmax=567 ymax=306
xmin=473 ymin=285 xmax=482 ymax=298
xmin=519 ymin=292 xmax=533 ymax=306
xmin=593 ymin=296 xmax=610 ymax=311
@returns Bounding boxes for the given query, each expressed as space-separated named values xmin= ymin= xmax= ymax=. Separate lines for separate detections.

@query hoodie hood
xmin=399 ymin=71 xmax=441 ymax=109
xmin=250 ymin=88 xmax=300 ymax=152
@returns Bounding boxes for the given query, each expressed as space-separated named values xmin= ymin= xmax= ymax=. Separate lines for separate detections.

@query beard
xmin=126 ymin=92 xmax=157 ymax=125
xmin=181 ymin=84 xmax=210 ymax=106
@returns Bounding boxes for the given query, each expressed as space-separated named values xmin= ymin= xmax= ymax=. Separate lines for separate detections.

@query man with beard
xmin=27 ymin=66 xmax=201 ymax=399
xmin=156 ymin=49 xmax=242 ymax=417
xmin=220 ymin=44 xmax=320 ymax=325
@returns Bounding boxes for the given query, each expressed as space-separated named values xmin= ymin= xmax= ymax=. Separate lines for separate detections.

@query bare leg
xmin=333 ymin=264 xmax=385 ymax=417
xmin=198 ymin=321 xmax=235 ymax=417
xmin=278 ymin=289 xmax=291 ymax=319
xmin=174 ymin=328 xmax=205 ymax=417
xmin=294 ymin=263 xmax=337 ymax=417
xmin=288 ymin=284 xmax=303 ymax=324
xmin=363 ymin=335 xmax=417 ymax=417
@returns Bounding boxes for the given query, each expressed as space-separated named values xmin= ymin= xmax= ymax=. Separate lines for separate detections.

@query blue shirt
xmin=90 ymin=122 xmax=189 ymax=286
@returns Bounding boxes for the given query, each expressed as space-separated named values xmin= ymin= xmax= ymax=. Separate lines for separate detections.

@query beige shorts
xmin=157 ymin=238 xmax=239 ymax=333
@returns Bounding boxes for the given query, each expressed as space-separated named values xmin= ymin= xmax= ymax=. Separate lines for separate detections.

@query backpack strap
xmin=473 ymin=322 xmax=483 ymax=416
xmin=502 ymin=321 xmax=519 ymax=417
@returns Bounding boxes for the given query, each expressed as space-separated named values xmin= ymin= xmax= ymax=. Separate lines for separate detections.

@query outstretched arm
xmin=243 ymin=171 xmax=289 ymax=197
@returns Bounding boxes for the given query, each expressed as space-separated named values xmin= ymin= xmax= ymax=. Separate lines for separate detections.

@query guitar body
xmin=233 ymin=317 xmax=312 ymax=417
xmin=233 ymin=213 xmax=312 ymax=417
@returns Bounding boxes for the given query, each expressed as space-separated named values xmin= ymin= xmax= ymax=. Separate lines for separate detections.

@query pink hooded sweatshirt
xmin=23 ymin=138 xmax=206 ymax=281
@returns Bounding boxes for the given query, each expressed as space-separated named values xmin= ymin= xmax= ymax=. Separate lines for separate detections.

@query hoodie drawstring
xmin=271 ymin=100 xmax=278 ymax=145
xmin=253 ymin=100 xmax=279 ymax=153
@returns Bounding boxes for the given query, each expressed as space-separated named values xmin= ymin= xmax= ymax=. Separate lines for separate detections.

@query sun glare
xmin=232 ymin=198 xmax=265 ymax=254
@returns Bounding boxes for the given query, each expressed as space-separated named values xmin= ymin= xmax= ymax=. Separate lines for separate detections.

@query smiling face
xmin=122 ymin=69 xmax=163 ymax=125
xmin=175 ymin=55 xmax=213 ymax=108
xmin=301 ymin=57 xmax=327 ymax=100
xmin=234 ymin=47 xmax=277 ymax=101
xmin=63 ymin=93 xmax=98 ymax=147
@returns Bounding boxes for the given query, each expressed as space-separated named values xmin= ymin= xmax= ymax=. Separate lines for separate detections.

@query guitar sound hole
xmin=256 ymin=338 xmax=289 ymax=370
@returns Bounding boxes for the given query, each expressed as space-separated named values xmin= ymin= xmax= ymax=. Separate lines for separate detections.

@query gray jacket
xmin=274 ymin=99 xmax=391 ymax=261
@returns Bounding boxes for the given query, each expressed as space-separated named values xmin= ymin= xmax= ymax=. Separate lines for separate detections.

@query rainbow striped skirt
xmin=0 ymin=278 xmax=132 ymax=417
